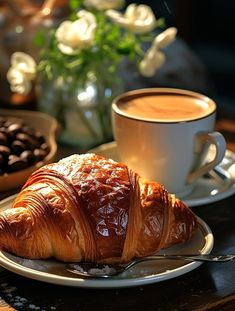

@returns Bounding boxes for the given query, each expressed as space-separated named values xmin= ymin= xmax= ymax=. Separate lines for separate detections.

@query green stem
xmin=96 ymin=83 xmax=108 ymax=139
xmin=95 ymin=66 xmax=112 ymax=140
xmin=75 ymin=107 xmax=99 ymax=140
xmin=68 ymin=77 xmax=100 ymax=140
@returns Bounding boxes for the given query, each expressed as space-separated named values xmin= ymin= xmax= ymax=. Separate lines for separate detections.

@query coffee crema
xmin=117 ymin=95 xmax=215 ymax=122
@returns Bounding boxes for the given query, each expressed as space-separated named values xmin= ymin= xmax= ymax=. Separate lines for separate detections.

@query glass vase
xmin=36 ymin=65 xmax=124 ymax=150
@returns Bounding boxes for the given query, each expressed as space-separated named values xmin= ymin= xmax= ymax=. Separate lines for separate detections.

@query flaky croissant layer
xmin=0 ymin=154 xmax=198 ymax=263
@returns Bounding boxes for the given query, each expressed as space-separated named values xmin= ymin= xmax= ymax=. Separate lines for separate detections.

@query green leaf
xmin=33 ymin=31 xmax=46 ymax=47
xmin=69 ymin=0 xmax=83 ymax=11
xmin=156 ymin=18 xmax=166 ymax=28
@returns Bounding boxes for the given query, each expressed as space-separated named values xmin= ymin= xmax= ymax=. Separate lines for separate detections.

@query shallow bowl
xmin=0 ymin=109 xmax=58 ymax=192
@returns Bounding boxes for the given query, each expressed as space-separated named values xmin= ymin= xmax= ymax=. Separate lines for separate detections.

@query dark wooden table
xmin=0 ymin=113 xmax=235 ymax=311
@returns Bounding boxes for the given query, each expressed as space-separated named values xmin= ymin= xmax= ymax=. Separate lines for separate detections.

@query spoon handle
xmin=66 ymin=254 xmax=235 ymax=278
xmin=141 ymin=254 xmax=235 ymax=262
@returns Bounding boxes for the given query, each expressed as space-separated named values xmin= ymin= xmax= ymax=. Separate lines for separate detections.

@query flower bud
xmin=106 ymin=4 xmax=156 ymax=34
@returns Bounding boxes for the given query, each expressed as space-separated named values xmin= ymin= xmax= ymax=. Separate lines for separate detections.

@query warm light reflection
xmin=77 ymin=84 xmax=96 ymax=107
xmin=41 ymin=7 xmax=51 ymax=16
xmin=15 ymin=25 xmax=23 ymax=33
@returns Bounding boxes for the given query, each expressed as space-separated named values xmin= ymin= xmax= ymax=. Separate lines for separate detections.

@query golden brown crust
xmin=0 ymin=154 xmax=198 ymax=263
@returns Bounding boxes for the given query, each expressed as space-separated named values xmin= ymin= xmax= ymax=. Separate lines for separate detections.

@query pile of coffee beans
xmin=0 ymin=116 xmax=50 ymax=175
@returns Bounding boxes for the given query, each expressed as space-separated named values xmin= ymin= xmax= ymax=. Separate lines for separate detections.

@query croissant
xmin=0 ymin=153 xmax=197 ymax=263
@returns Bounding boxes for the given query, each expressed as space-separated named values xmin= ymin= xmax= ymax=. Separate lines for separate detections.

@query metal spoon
xmin=66 ymin=254 xmax=235 ymax=278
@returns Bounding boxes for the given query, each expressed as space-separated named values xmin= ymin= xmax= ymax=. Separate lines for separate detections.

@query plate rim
xmin=0 ymin=195 xmax=214 ymax=288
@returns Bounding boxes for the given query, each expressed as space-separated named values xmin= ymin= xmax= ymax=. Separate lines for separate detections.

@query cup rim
xmin=112 ymin=88 xmax=216 ymax=124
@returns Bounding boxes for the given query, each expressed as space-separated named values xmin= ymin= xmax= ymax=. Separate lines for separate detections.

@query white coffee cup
xmin=112 ymin=88 xmax=226 ymax=197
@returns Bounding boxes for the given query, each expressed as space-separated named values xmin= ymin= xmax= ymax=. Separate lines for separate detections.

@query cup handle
xmin=187 ymin=131 xmax=226 ymax=184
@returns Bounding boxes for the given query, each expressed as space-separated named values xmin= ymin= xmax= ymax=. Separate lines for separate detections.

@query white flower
xmin=106 ymin=4 xmax=156 ymax=34
xmin=7 ymin=68 xmax=32 ymax=95
xmin=139 ymin=50 xmax=165 ymax=77
xmin=154 ymin=27 xmax=178 ymax=49
xmin=55 ymin=10 xmax=97 ymax=55
xmin=84 ymin=0 xmax=124 ymax=10
xmin=7 ymin=52 xmax=36 ymax=95
xmin=10 ymin=52 xmax=36 ymax=79
xmin=139 ymin=27 xmax=177 ymax=77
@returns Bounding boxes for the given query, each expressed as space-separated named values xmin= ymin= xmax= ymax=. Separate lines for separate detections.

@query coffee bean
xmin=0 ymin=127 xmax=7 ymax=134
xmin=0 ymin=132 xmax=8 ymax=145
xmin=0 ymin=145 xmax=11 ymax=158
xmin=22 ymin=127 xmax=46 ymax=144
xmin=3 ymin=121 xmax=13 ymax=128
xmin=4 ymin=120 xmax=17 ymax=128
xmin=7 ymin=155 xmax=28 ymax=172
xmin=11 ymin=140 xmax=27 ymax=155
xmin=0 ymin=154 xmax=4 ymax=167
xmin=20 ymin=150 xmax=35 ymax=164
xmin=40 ymin=142 xmax=50 ymax=154
xmin=0 ymin=117 xmax=5 ymax=126
xmin=4 ymin=117 xmax=23 ymax=127
xmin=34 ymin=148 xmax=47 ymax=161
xmin=34 ymin=131 xmax=45 ymax=144
xmin=21 ymin=126 xmax=36 ymax=136
xmin=16 ymin=133 xmax=40 ymax=149
xmin=6 ymin=123 xmax=23 ymax=138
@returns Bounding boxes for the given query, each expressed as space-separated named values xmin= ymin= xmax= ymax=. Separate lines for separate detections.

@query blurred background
xmin=0 ymin=0 xmax=69 ymax=108
xmin=126 ymin=0 xmax=235 ymax=117
xmin=0 ymin=0 xmax=234 ymax=116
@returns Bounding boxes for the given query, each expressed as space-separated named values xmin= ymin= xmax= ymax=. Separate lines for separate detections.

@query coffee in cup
xmin=112 ymin=88 xmax=226 ymax=197
xmin=118 ymin=94 xmax=214 ymax=122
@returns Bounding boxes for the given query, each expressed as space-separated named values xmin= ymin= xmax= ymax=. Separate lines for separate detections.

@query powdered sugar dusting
xmin=71 ymin=263 xmax=117 ymax=276
xmin=88 ymin=265 xmax=117 ymax=276
xmin=18 ymin=259 xmax=49 ymax=272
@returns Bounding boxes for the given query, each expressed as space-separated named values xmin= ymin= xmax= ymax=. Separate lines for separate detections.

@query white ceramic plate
xmin=89 ymin=142 xmax=235 ymax=207
xmin=0 ymin=195 xmax=213 ymax=288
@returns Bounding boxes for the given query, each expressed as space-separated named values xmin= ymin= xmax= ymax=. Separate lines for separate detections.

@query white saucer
xmin=89 ymin=142 xmax=235 ymax=207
